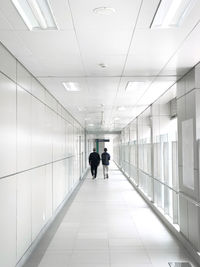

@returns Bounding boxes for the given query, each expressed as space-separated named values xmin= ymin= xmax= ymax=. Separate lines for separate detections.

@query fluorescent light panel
xmin=138 ymin=81 xmax=174 ymax=105
xmin=63 ymin=82 xmax=80 ymax=92
xmin=151 ymin=0 xmax=197 ymax=28
xmin=126 ymin=81 xmax=149 ymax=93
xmin=12 ymin=0 xmax=57 ymax=30
xmin=118 ymin=106 xmax=126 ymax=111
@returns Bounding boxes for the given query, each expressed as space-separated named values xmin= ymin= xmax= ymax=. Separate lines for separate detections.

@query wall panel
xmin=31 ymin=166 xmax=47 ymax=240
xmin=0 ymin=177 xmax=17 ymax=267
xmin=17 ymin=63 xmax=31 ymax=93
xmin=53 ymin=160 xmax=66 ymax=210
xmin=17 ymin=86 xmax=32 ymax=172
xmin=31 ymin=97 xmax=46 ymax=167
xmin=17 ymin=172 xmax=32 ymax=261
xmin=0 ymin=42 xmax=86 ymax=267
xmin=0 ymin=44 xmax=16 ymax=81
xmin=0 ymin=73 xmax=16 ymax=177
xmin=113 ymin=63 xmax=200 ymax=263
xmin=31 ymin=77 xmax=45 ymax=102
xmin=45 ymin=164 xmax=53 ymax=222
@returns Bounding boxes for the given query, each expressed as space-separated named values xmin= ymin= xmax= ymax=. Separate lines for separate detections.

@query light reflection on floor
xmin=23 ymin=161 xmax=198 ymax=267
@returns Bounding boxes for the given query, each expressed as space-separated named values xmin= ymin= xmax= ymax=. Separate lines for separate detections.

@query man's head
xmin=104 ymin=148 xmax=107 ymax=152
xmin=93 ymin=148 xmax=96 ymax=152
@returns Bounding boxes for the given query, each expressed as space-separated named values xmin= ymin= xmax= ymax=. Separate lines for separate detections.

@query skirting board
xmin=115 ymin=162 xmax=200 ymax=266
xmin=16 ymin=167 xmax=89 ymax=267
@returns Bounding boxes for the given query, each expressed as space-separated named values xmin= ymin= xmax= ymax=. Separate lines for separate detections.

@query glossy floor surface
xmin=24 ymin=162 xmax=197 ymax=267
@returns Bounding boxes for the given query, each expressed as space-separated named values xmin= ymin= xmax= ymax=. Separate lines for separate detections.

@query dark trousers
xmin=91 ymin=164 xmax=98 ymax=178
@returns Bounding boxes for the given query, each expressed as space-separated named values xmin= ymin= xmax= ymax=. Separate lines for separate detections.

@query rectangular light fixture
xmin=118 ymin=106 xmax=126 ymax=111
xmin=12 ymin=0 xmax=57 ymax=30
xmin=125 ymin=81 xmax=151 ymax=105
xmin=138 ymin=81 xmax=174 ymax=105
xmin=126 ymin=81 xmax=149 ymax=93
xmin=62 ymin=82 xmax=81 ymax=92
xmin=150 ymin=0 xmax=197 ymax=28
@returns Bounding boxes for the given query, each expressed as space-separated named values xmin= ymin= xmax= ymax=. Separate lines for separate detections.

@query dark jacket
xmin=101 ymin=152 xmax=110 ymax=165
xmin=89 ymin=152 xmax=100 ymax=166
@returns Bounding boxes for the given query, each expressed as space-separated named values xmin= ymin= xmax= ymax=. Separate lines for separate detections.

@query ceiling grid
xmin=0 ymin=0 xmax=200 ymax=132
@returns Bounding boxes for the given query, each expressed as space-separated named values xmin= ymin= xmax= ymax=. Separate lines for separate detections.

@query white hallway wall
xmin=113 ymin=64 xmax=200 ymax=265
xmin=0 ymin=43 xmax=86 ymax=267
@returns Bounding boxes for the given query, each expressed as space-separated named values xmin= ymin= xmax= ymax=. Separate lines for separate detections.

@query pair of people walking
xmin=89 ymin=148 xmax=110 ymax=179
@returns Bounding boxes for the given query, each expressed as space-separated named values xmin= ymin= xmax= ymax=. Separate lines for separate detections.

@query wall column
xmin=177 ymin=64 xmax=200 ymax=251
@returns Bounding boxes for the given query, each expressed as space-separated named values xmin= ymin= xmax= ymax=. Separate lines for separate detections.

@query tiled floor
xmin=24 ymin=162 xmax=198 ymax=267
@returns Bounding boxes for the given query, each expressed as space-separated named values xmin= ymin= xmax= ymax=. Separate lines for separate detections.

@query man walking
xmin=89 ymin=148 xmax=100 ymax=179
xmin=101 ymin=148 xmax=110 ymax=179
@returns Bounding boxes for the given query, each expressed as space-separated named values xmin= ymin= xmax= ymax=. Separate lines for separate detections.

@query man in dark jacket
xmin=89 ymin=148 xmax=100 ymax=179
xmin=101 ymin=148 xmax=110 ymax=179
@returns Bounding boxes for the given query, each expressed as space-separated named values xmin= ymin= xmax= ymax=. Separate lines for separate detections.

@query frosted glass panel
xmin=182 ymin=119 xmax=194 ymax=190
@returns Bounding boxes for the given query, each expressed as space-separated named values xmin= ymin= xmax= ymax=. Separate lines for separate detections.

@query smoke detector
xmin=93 ymin=7 xmax=116 ymax=15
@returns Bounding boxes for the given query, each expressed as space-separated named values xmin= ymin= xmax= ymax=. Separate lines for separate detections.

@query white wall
xmin=0 ymin=43 xmax=86 ymax=267
xmin=114 ymin=67 xmax=200 ymax=263
xmin=177 ymin=67 xmax=200 ymax=252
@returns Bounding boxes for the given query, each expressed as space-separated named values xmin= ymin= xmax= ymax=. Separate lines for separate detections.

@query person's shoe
xmin=104 ymin=176 xmax=106 ymax=179
xmin=106 ymin=174 xmax=109 ymax=179
xmin=92 ymin=175 xmax=95 ymax=179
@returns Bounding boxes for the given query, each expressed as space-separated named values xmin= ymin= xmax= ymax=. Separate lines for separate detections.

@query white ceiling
xmin=1 ymin=0 xmax=200 ymax=132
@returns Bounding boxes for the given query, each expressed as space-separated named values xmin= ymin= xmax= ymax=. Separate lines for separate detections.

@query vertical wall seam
xmin=15 ymin=57 xmax=18 ymax=262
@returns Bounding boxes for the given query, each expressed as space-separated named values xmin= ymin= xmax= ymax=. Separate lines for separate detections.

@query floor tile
xmin=74 ymin=239 xmax=109 ymax=250
xmin=110 ymin=249 xmax=151 ymax=264
xmin=109 ymin=237 xmax=143 ymax=248
xmin=23 ymin=162 xmax=198 ymax=267
xmin=70 ymin=251 xmax=110 ymax=264
xmin=38 ymin=251 xmax=72 ymax=267
xmin=47 ymin=238 xmax=75 ymax=250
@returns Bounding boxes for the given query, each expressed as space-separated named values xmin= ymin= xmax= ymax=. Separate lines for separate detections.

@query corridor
xmin=24 ymin=162 xmax=196 ymax=267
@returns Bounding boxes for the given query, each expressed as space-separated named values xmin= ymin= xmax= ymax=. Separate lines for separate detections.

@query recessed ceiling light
xmin=12 ymin=0 xmax=57 ymax=30
xmin=62 ymin=82 xmax=80 ymax=92
xmin=88 ymin=123 xmax=94 ymax=127
xmin=126 ymin=81 xmax=149 ymax=93
xmin=150 ymin=0 xmax=197 ymax=28
xmin=118 ymin=106 xmax=126 ymax=111
xmin=114 ymin=117 xmax=120 ymax=120
xmin=93 ymin=7 xmax=116 ymax=15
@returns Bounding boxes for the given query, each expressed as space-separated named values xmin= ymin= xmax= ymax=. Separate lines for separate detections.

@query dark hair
xmin=93 ymin=148 xmax=96 ymax=152
xmin=104 ymin=148 xmax=107 ymax=152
